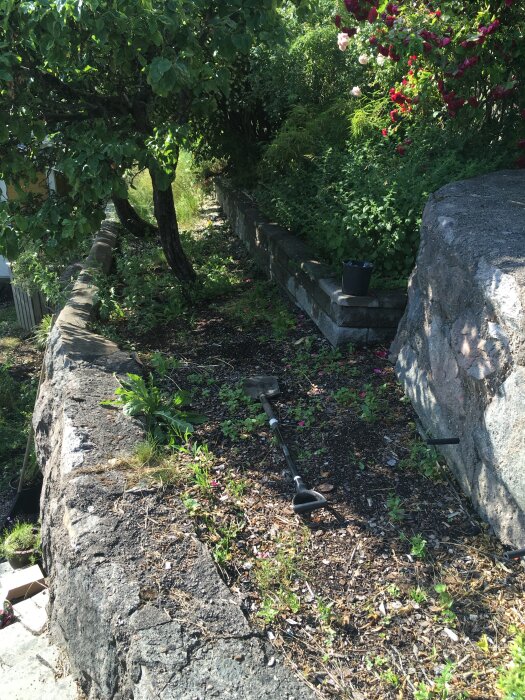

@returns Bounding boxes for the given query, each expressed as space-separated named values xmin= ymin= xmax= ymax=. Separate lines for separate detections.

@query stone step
xmin=0 ymin=622 xmax=81 ymax=699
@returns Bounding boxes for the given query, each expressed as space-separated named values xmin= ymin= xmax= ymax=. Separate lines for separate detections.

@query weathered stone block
xmin=392 ymin=170 xmax=525 ymax=546
xmin=215 ymin=178 xmax=407 ymax=347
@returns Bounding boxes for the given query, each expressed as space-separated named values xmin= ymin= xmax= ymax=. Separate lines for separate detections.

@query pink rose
xmin=337 ymin=32 xmax=351 ymax=52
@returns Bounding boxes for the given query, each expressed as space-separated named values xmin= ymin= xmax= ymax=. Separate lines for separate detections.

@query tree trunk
xmin=149 ymin=165 xmax=196 ymax=284
xmin=112 ymin=195 xmax=158 ymax=238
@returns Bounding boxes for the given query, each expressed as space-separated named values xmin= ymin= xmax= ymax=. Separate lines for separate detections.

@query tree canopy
xmin=0 ymin=0 xmax=281 ymax=281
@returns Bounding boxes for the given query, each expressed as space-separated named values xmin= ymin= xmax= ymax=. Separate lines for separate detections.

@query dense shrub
xmin=199 ymin=1 xmax=522 ymax=284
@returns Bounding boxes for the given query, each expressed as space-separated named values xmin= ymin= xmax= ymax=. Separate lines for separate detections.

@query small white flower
xmin=337 ymin=32 xmax=350 ymax=52
xmin=358 ymin=54 xmax=369 ymax=65
xmin=376 ymin=54 xmax=386 ymax=66
xmin=350 ymin=86 xmax=362 ymax=97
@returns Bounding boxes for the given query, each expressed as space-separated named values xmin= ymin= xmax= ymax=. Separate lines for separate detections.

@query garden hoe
xmin=244 ymin=375 xmax=328 ymax=515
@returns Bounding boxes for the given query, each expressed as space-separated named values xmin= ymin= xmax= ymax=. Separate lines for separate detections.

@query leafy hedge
xmin=197 ymin=1 xmax=520 ymax=284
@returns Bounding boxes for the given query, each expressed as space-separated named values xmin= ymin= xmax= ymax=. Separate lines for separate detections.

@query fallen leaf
xmin=317 ymin=483 xmax=335 ymax=493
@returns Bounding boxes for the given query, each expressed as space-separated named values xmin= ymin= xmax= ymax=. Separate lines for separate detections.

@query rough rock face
xmin=391 ymin=170 xmax=525 ymax=547
xmin=34 ymin=221 xmax=314 ymax=699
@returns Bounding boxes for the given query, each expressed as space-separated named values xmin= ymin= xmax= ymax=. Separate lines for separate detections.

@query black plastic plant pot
xmin=342 ymin=260 xmax=373 ymax=296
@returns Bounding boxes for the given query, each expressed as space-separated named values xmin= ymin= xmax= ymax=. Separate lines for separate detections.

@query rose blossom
xmin=337 ymin=32 xmax=351 ymax=52
xmin=350 ymin=86 xmax=362 ymax=97
xmin=358 ymin=54 xmax=369 ymax=65
xmin=376 ymin=54 xmax=386 ymax=66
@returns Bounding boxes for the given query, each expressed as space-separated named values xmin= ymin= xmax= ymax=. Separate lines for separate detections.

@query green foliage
xmin=218 ymin=382 xmax=266 ymax=441
xmin=221 ymin=279 xmax=295 ymax=340
xmin=0 ymin=0 xmax=280 ymax=272
xmin=410 ymin=534 xmax=428 ymax=559
xmin=434 ymin=583 xmax=456 ymax=624
xmin=332 ymin=386 xmax=357 ymax=407
xmin=1 ymin=521 xmax=40 ymax=559
xmin=33 ymin=315 xmax=54 ymax=350
xmin=414 ymin=662 xmax=456 ymax=700
xmin=212 ymin=521 xmax=243 ymax=567
xmin=400 ymin=440 xmax=444 ymax=480
xmin=386 ymin=493 xmax=405 ymax=522
xmin=199 ymin=1 xmax=520 ymax=284
xmin=127 ymin=151 xmax=203 ymax=231
xmin=255 ymin=533 xmax=307 ymax=624
xmin=410 ymin=587 xmax=428 ymax=604
xmin=102 ymin=373 xmax=205 ymax=444
xmin=498 ymin=631 xmax=525 ymax=700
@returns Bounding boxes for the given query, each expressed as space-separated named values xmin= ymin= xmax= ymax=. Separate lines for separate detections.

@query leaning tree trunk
xmin=149 ymin=165 xmax=196 ymax=284
xmin=112 ymin=195 xmax=158 ymax=238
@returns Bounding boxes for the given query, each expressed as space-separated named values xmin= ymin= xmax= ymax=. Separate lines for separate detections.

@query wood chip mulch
xmin=102 ymin=203 xmax=525 ymax=700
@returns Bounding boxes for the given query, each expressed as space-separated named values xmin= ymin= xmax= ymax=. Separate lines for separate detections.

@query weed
xmin=212 ymin=521 xmax=243 ymax=567
xmin=387 ymin=584 xmax=401 ymax=598
xmin=414 ymin=661 xmax=456 ymax=699
xmin=381 ymin=668 xmax=401 ymax=688
xmin=226 ymin=473 xmax=248 ymax=498
xmin=317 ymin=597 xmax=336 ymax=627
xmin=254 ymin=532 xmax=308 ymax=623
xmin=32 ymin=314 xmax=53 ymax=350
xmin=149 ymin=352 xmax=181 ymax=377
xmin=386 ymin=493 xmax=405 ymax=522
xmin=434 ymin=583 xmax=456 ymax=623
xmin=221 ymin=280 xmax=295 ymax=340
xmin=410 ymin=587 xmax=428 ymax=604
xmin=291 ymin=399 xmax=318 ymax=428
xmin=219 ymin=382 xmax=266 ymax=441
xmin=102 ymin=373 xmax=205 ymax=444
xmin=182 ymin=496 xmax=201 ymax=516
xmin=410 ymin=534 xmax=428 ymax=559
xmin=134 ymin=437 xmax=159 ymax=465
xmin=400 ymin=440 xmax=444 ymax=480
xmin=498 ymin=630 xmax=525 ymax=700
xmin=192 ymin=461 xmax=212 ymax=495
xmin=332 ymin=387 xmax=358 ymax=407
xmin=258 ymin=597 xmax=280 ymax=624
xmin=1 ymin=521 xmax=40 ymax=562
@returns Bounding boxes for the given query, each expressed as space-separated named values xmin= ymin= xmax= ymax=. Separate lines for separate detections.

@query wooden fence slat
xmin=12 ymin=284 xmax=49 ymax=331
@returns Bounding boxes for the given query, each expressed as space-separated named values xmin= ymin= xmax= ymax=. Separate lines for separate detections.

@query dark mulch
xmin=73 ymin=205 xmax=525 ymax=698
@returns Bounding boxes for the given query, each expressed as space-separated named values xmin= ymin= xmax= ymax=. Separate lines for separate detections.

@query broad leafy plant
xmin=103 ymin=373 xmax=205 ymax=443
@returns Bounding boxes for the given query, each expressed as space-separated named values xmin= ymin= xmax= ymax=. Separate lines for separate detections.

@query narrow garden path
xmin=97 ymin=199 xmax=524 ymax=699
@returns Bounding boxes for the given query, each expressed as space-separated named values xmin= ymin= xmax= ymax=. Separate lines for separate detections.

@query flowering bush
xmin=334 ymin=0 xmax=524 ymax=166
xmin=198 ymin=2 xmax=520 ymax=282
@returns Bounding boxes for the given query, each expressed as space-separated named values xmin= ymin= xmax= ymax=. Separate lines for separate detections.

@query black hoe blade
xmin=292 ymin=489 xmax=328 ymax=515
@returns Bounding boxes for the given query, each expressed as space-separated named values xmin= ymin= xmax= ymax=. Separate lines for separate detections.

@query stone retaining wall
xmin=34 ymin=221 xmax=314 ymax=699
xmin=215 ymin=178 xmax=406 ymax=346
xmin=391 ymin=170 xmax=525 ymax=548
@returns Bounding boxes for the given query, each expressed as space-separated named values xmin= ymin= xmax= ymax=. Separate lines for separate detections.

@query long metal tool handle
xmin=259 ymin=393 xmax=300 ymax=480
